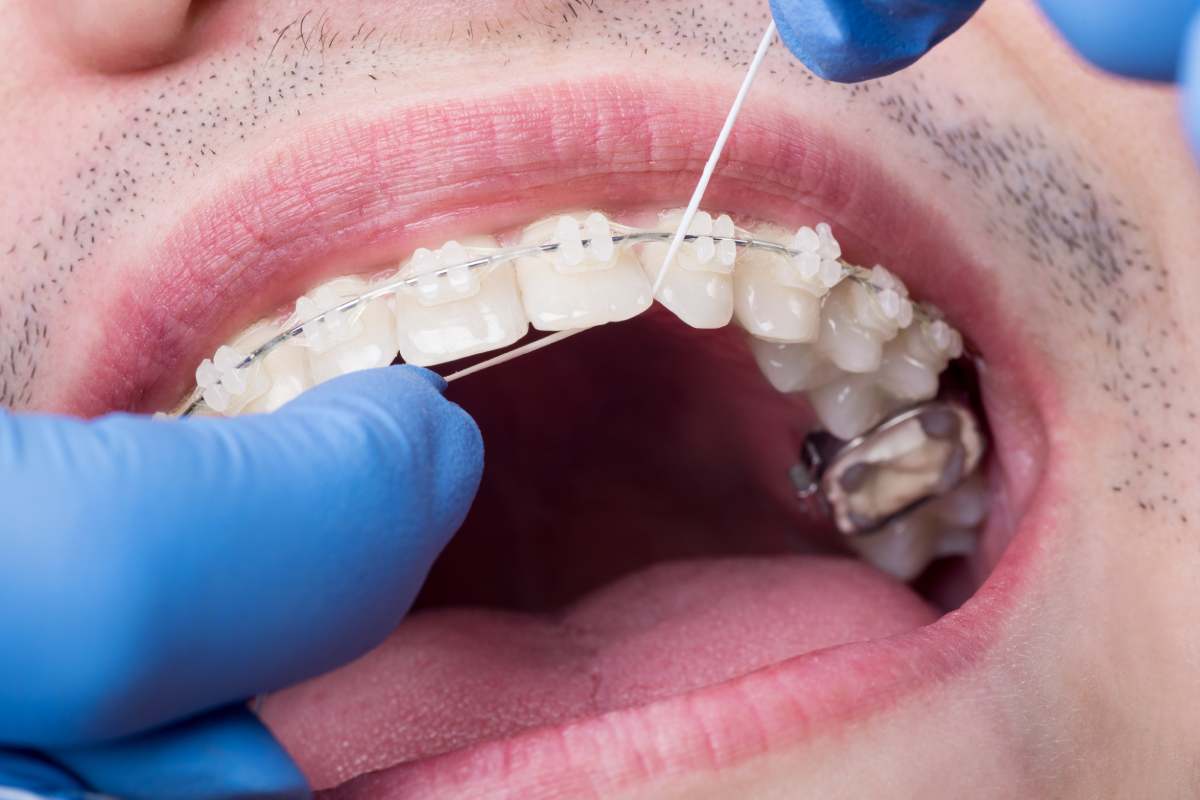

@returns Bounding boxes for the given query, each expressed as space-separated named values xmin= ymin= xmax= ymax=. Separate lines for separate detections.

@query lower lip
xmin=319 ymin=482 xmax=1056 ymax=799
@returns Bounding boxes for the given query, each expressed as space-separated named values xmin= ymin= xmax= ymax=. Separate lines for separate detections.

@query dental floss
xmin=649 ymin=21 xmax=777 ymax=296
xmin=445 ymin=21 xmax=777 ymax=384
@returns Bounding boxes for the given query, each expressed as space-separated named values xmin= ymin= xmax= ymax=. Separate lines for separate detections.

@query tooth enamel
xmin=877 ymin=322 xmax=948 ymax=402
xmin=295 ymin=276 xmax=400 ymax=384
xmin=847 ymin=474 xmax=983 ymax=581
xmin=394 ymin=236 xmax=528 ymax=367
xmin=636 ymin=209 xmax=737 ymax=329
xmin=807 ymin=371 xmax=887 ymax=440
xmin=517 ymin=212 xmax=652 ymax=331
xmin=749 ymin=338 xmax=839 ymax=393
xmin=218 ymin=321 xmax=315 ymax=414
xmin=733 ymin=224 xmax=825 ymax=343
xmin=816 ymin=281 xmax=894 ymax=374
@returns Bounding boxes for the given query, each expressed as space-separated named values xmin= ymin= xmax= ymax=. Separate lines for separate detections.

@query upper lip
xmin=62 ymin=73 xmax=1058 ymax=786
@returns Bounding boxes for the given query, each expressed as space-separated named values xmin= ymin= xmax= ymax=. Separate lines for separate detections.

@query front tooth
xmin=749 ymin=338 xmax=839 ymax=393
xmin=516 ymin=212 xmax=651 ymax=331
xmin=637 ymin=210 xmax=736 ymax=329
xmin=297 ymin=276 xmax=400 ymax=384
xmin=807 ymin=371 xmax=886 ymax=440
xmin=732 ymin=224 xmax=825 ymax=343
xmin=393 ymin=236 xmax=529 ymax=367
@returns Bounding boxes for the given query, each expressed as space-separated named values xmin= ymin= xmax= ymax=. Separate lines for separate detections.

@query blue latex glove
xmin=0 ymin=365 xmax=483 ymax=799
xmin=767 ymin=0 xmax=984 ymax=82
xmin=769 ymin=0 xmax=1200 ymax=155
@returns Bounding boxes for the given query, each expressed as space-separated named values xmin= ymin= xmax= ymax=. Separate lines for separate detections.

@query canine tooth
xmin=733 ymin=225 xmax=823 ymax=342
xmin=517 ymin=212 xmax=652 ymax=331
xmin=749 ymin=338 xmax=839 ymax=393
xmin=808 ymin=372 xmax=886 ymax=440
xmin=816 ymin=282 xmax=887 ymax=373
xmin=298 ymin=276 xmax=399 ymax=384
xmin=395 ymin=236 xmax=528 ymax=366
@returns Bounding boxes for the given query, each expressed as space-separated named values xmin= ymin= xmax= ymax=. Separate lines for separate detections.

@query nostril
xmin=44 ymin=0 xmax=196 ymax=73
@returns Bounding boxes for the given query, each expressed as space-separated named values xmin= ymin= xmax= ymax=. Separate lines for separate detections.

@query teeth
xmin=516 ymin=212 xmax=652 ymax=331
xmin=393 ymin=237 xmax=529 ymax=367
xmin=749 ymin=339 xmax=839 ymax=394
xmin=194 ymin=342 xmax=268 ymax=415
xmin=227 ymin=322 xmax=314 ymax=414
xmin=815 ymin=281 xmax=896 ymax=374
xmin=733 ymin=224 xmax=829 ymax=343
xmin=637 ymin=210 xmax=737 ymax=329
xmin=847 ymin=473 xmax=985 ymax=581
xmin=296 ymin=276 xmax=400 ymax=385
xmin=807 ymin=372 xmax=888 ymax=440
xmin=877 ymin=319 xmax=961 ymax=402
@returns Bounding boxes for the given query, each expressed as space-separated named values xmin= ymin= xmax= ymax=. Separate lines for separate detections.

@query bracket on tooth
xmin=552 ymin=213 xmax=616 ymax=273
xmin=194 ymin=345 xmax=265 ymax=414
xmin=295 ymin=285 xmax=365 ymax=351
xmin=777 ymin=223 xmax=844 ymax=293
xmin=177 ymin=218 xmax=956 ymax=418
xmin=405 ymin=241 xmax=484 ymax=306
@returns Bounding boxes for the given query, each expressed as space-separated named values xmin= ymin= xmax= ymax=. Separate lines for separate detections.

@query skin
xmin=3 ymin=0 xmax=1200 ymax=796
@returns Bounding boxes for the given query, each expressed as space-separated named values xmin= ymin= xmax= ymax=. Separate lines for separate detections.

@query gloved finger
xmin=1185 ymin=10 xmax=1200 ymax=156
xmin=0 ymin=365 xmax=483 ymax=748
xmin=1035 ymin=0 xmax=1200 ymax=82
xmin=0 ymin=750 xmax=88 ymax=797
xmin=769 ymin=0 xmax=984 ymax=82
xmin=50 ymin=706 xmax=308 ymax=800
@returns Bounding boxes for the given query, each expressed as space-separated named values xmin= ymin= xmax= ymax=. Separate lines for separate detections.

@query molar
xmin=637 ymin=210 xmax=737 ymax=329
xmin=847 ymin=473 xmax=984 ymax=581
xmin=516 ymin=212 xmax=652 ymax=331
xmin=393 ymin=237 xmax=528 ymax=367
xmin=296 ymin=276 xmax=400 ymax=385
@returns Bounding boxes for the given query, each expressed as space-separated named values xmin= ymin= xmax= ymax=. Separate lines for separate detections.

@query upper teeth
xmin=186 ymin=209 xmax=979 ymax=581
xmin=189 ymin=209 xmax=963 ymax=443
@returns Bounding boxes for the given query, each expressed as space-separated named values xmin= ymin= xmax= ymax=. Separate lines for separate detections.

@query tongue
xmin=260 ymin=555 xmax=937 ymax=791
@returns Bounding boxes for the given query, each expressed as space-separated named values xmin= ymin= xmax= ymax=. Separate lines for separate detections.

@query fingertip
xmin=398 ymin=364 xmax=449 ymax=393
xmin=1184 ymin=9 xmax=1200 ymax=160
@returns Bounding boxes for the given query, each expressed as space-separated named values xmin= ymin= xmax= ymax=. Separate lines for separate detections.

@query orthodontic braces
xmin=176 ymin=224 xmax=949 ymax=417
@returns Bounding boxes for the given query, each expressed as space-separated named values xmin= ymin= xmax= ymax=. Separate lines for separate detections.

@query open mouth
xmin=71 ymin=77 xmax=1051 ymax=797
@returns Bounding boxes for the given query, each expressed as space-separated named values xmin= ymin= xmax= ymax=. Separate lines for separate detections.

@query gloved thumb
xmin=0 ymin=365 xmax=483 ymax=746
xmin=769 ymin=0 xmax=984 ymax=82
xmin=50 ymin=706 xmax=310 ymax=800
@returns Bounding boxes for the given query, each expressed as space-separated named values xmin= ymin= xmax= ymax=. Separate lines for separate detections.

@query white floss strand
xmin=650 ymin=20 xmax=777 ymax=296
xmin=444 ymin=21 xmax=777 ymax=384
